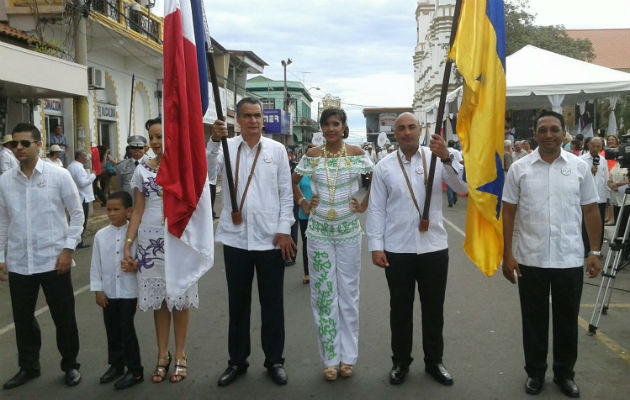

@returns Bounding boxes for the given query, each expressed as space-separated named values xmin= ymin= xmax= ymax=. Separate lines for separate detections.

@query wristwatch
xmin=588 ymin=250 xmax=601 ymax=257
xmin=441 ymin=153 xmax=454 ymax=164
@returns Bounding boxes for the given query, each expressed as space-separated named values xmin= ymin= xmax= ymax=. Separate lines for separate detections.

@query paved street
xmin=0 ymin=193 xmax=628 ymax=400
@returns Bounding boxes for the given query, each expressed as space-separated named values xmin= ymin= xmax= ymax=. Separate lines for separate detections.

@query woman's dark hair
xmin=145 ymin=117 xmax=162 ymax=131
xmin=319 ymin=108 xmax=347 ymax=129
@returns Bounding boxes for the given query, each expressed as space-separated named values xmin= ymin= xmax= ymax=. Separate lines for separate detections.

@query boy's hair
xmin=108 ymin=191 xmax=133 ymax=209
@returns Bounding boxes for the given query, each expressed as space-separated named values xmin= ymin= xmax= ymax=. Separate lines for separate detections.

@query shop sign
xmin=97 ymin=103 xmax=117 ymax=121
xmin=44 ymin=99 xmax=63 ymax=115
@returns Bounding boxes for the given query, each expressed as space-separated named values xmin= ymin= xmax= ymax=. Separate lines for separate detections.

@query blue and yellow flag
xmin=448 ymin=0 xmax=506 ymax=276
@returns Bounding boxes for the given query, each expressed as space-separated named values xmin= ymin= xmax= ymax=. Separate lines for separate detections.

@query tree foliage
xmin=505 ymin=0 xmax=595 ymax=61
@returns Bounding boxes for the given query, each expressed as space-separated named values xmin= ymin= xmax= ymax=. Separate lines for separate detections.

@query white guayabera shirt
xmin=0 ymin=158 xmax=84 ymax=274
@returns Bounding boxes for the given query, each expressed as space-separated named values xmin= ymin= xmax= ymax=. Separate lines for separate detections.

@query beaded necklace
xmin=322 ymin=142 xmax=346 ymax=220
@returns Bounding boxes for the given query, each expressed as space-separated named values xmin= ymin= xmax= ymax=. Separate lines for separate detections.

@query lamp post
xmin=281 ymin=58 xmax=292 ymax=111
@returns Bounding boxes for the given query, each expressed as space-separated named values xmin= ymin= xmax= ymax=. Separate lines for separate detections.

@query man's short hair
xmin=236 ymin=97 xmax=263 ymax=116
xmin=108 ymin=191 xmax=133 ymax=209
xmin=74 ymin=151 xmax=85 ymax=160
xmin=504 ymin=140 xmax=512 ymax=147
xmin=535 ymin=110 xmax=565 ymax=132
xmin=12 ymin=122 xmax=41 ymax=141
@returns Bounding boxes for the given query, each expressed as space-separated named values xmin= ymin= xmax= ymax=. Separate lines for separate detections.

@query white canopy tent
xmin=423 ymin=45 xmax=630 ymax=125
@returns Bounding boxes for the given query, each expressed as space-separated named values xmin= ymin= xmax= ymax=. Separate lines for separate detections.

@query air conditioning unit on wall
xmin=88 ymin=67 xmax=105 ymax=89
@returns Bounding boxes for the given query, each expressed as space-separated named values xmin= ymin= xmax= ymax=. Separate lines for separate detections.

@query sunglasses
xmin=7 ymin=140 xmax=38 ymax=149
xmin=129 ymin=146 xmax=144 ymax=150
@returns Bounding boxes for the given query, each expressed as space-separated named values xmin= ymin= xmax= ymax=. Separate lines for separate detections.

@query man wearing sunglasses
xmin=116 ymin=135 xmax=147 ymax=204
xmin=0 ymin=123 xmax=84 ymax=389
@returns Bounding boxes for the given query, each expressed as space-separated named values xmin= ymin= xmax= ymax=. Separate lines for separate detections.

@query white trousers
xmin=307 ymin=238 xmax=361 ymax=367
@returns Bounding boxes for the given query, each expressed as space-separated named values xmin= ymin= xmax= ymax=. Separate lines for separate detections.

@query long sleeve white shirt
xmin=90 ymin=223 xmax=138 ymax=299
xmin=207 ymin=135 xmax=295 ymax=251
xmin=503 ymin=149 xmax=598 ymax=268
xmin=0 ymin=147 xmax=18 ymax=175
xmin=580 ymin=152 xmax=607 ymax=203
xmin=67 ymin=160 xmax=96 ymax=202
xmin=0 ymin=158 xmax=84 ymax=273
xmin=367 ymin=147 xmax=468 ymax=254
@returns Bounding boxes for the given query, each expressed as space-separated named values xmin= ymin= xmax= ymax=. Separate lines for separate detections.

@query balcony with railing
xmin=90 ymin=0 xmax=163 ymax=46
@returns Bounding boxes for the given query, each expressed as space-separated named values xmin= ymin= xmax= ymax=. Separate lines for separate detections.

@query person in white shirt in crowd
xmin=580 ymin=136 xmax=607 ymax=257
xmin=208 ymin=97 xmax=296 ymax=387
xmin=0 ymin=123 xmax=84 ymax=389
xmin=45 ymin=144 xmax=64 ymax=168
xmin=366 ymin=113 xmax=468 ymax=386
xmin=0 ymin=134 xmax=18 ymax=174
xmin=68 ymin=151 xmax=96 ymax=249
xmin=446 ymin=140 xmax=463 ymax=207
xmin=90 ymin=191 xmax=143 ymax=390
xmin=366 ymin=144 xmax=378 ymax=164
xmin=504 ymin=140 xmax=514 ymax=172
xmin=502 ymin=111 xmax=602 ymax=398
xmin=513 ymin=140 xmax=528 ymax=161
xmin=521 ymin=139 xmax=533 ymax=154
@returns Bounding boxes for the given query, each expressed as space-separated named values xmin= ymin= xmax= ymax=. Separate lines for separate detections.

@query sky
xmin=152 ymin=0 xmax=630 ymax=142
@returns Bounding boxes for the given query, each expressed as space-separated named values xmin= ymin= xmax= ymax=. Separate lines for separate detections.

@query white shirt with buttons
xmin=0 ymin=158 xmax=84 ymax=273
xmin=503 ymin=148 xmax=599 ymax=269
xmin=90 ymin=222 xmax=138 ymax=299
xmin=207 ymin=135 xmax=295 ymax=251
xmin=580 ymin=152 xmax=608 ymax=203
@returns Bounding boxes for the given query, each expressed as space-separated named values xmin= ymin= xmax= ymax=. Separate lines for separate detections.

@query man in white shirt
xmin=0 ymin=134 xmax=18 ymax=174
xmin=513 ymin=140 xmax=528 ymax=161
xmin=366 ymin=113 xmax=468 ymax=386
xmin=208 ymin=97 xmax=296 ymax=387
xmin=0 ymin=123 xmax=84 ymax=389
xmin=68 ymin=151 xmax=96 ymax=248
xmin=580 ymin=136 xmax=607 ymax=257
xmin=446 ymin=140 xmax=463 ymax=207
xmin=502 ymin=111 xmax=602 ymax=398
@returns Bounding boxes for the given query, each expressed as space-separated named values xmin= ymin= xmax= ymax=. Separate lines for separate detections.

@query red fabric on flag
xmin=157 ymin=7 xmax=207 ymax=238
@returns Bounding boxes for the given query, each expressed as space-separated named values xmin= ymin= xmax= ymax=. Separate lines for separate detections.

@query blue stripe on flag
xmin=190 ymin=0 xmax=208 ymax=115
xmin=485 ymin=0 xmax=506 ymax=69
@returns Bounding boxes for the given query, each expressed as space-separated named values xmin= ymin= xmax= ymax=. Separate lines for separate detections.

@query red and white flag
xmin=158 ymin=0 xmax=213 ymax=297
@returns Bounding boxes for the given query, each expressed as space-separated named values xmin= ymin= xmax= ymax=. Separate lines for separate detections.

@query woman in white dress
xmin=123 ymin=118 xmax=198 ymax=383
xmin=292 ymin=108 xmax=373 ymax=381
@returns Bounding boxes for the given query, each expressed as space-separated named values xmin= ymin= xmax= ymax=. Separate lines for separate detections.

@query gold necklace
xmin=323 ymin=142 xmax=346 ymax=220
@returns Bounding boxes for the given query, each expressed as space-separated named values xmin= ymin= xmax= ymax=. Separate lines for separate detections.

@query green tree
xmin=505 ymin=0 xmax=595 ymax=61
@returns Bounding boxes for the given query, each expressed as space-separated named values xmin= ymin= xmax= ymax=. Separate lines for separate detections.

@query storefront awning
xmin=0 ymin=41 xmax=88 ymax=98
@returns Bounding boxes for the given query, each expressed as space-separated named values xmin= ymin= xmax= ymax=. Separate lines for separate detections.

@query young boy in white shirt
xmin=90 ymin=191 xmax=143 ymax=390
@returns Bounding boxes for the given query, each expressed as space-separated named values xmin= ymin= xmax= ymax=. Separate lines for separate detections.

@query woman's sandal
xmin=323 ymin=366 xmax=339 ymax=381
xmin=152 ymin=352 xmax=171 ymax=383
xmin=340 ymin=363 xmax=353 ymax=377
xmin=170 ymin=358 xmax=187 ymax=383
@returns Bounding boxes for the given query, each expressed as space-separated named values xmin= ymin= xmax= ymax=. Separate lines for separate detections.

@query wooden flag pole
xmin=127 ymin=73 xmax=135 ymax=138
xmin=206 ymin=46 xmax=238 ymax=216
xmin=420 ymin=0 xmax=463 ymax=231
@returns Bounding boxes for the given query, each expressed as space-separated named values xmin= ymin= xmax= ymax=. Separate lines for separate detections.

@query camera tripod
xmin=588 ymin=187 xmax=630 ymax=335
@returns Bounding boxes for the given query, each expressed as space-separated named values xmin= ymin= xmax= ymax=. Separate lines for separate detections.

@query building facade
xmin=246 ymin=75 xmax=318 ymax=146
xmin=413 ymin=0 xmax=459 ymax=132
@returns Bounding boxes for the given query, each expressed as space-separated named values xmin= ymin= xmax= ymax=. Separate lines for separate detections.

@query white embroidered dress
xmin=131 ymin=161 xmax=199 ymax=311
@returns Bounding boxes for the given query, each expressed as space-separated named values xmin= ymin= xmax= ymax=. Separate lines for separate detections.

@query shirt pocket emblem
xmin=561 ymin=167 xmax=571 ymax=176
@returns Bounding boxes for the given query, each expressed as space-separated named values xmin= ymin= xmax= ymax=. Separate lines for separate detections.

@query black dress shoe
xmin=217 ymin=364 xmax=248 ymax=387
xmin=65 ymin=368 xmax=81 ymax=386
xmin=554 ymin=377 xmax=580 ymax=398
xmin=268 ymin=364 xmax=287 ymax=385
xmin=3 ymin=368 xmax=40 ymax=390
xmin=99 ymin=366 xmax=124 ymax=384
xmin=114 ymin=372 xmax=143 ymax=390
xmin=525 ymin=376 xmax=544 ymax=395
xmin=425 ymin=363 xmax=453 ymax=385
xmin=389 ymin=365 xmax=409 ymax=385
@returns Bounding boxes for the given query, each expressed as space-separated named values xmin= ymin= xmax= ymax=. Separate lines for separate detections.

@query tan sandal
xmin=323 ymin=366 xmax=339 ymax=381
xmin=170 ymin=358 xmax=187 ymax=383
xmin=152 ymin=352 xmax=171 ymax=383
xmin=340 ymin=363 xmax=353 ymax=377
